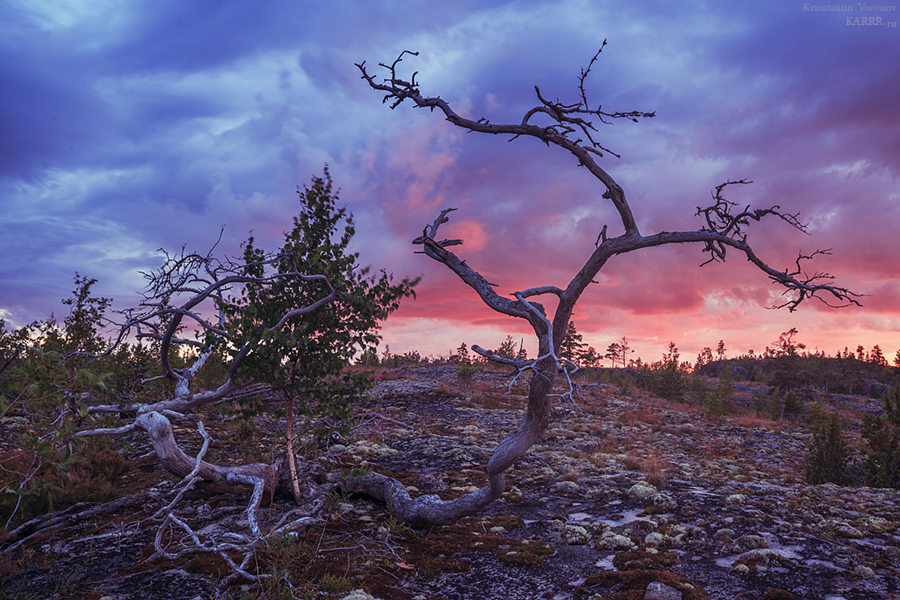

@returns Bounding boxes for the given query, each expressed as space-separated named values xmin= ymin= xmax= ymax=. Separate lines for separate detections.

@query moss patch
xmin=575 ymin=570 xmax=706 ymax=600
xmin=612 ymin=548 xmax=678 ymax=571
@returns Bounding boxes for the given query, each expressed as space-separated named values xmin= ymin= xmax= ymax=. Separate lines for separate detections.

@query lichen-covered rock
xmin=564 ymin=525 xmax=590 ymax=545
xmin=733 ymin=548 xmax=794 ymax=572
xmin=651 ymin=492 xmax=677 ymax=510
xmin=670 ymin=525 xmax=707 ymax=547
xmin=731 ymin=534 xmax=769 ymax=551
xmin=585 ymin=487 xmax=607 ymax=499
xmin=501 ymin=485 xmax=523 ymax=501
xmin=340 ymin=590 xmax=381 ymax=600
xmin=595 ymin=531 xmax=636 ymax=551
xmin=825 ymin=519 xmax=865 ymax=539
xmin=713 ymin=528 xmax=736 ymax=543
xmin=626 ymin=483 xmax=657 ymax=502
xmin=853 ymin=564 xmax=876 ymax=579
xmin=554 ymin=480 xmax=580 ymax=494
xmin=864 ymin=516 xmax=893 ymax=534
xmin=586 ymin=520 xmax=610 ymax=536
xmin=14 ymin=365 xmax=900 ymax=600
xmin=644 ymin=581 xmax=683 ymax=600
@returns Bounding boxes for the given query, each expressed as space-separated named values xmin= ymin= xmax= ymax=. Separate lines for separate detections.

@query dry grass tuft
xmin=616 ymin=407 xmax=663 ymax=428
xmin=621 ymin=453 xmax=670 ymax=487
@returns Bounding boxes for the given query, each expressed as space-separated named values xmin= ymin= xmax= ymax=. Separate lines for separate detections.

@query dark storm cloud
xmin=0 ymin=0 xmax=897 ymax=361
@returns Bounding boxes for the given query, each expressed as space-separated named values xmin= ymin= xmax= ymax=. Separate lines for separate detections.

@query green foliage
xmin=689 ymin=375 xmax=733 ymax=416
xmin=861 ymin=385 xmax=900 ymax=488
xmin=254 ymin=533 xmax=315 ymax=599
xmin=355 ymin=346 xmax=380 ymax=366
xmin=495 ymin=335 xmax=517 ymax=359
xmin=227 ymin=168 xmax=418 ymax=434
xmin=1 ymin=443 xmax=126 ymax=530
xmin=454 ymin=343 xmax=481 ymax=391
xmin=58 ymin=274 xmax=112 ymax=355
xmin=317 ymin=573 xmax=352 ymax=594
xmin=695 ymin=347 xmax=713 ymax=370
xmin=0 ymin=285 xmax=117 ymax=529
xmin=805 ymin=413 xmax=849 ymax=485
xmin=558 ymin=322 xmax=586 ymax=362
xmin=578 ymin=345 xmax=600 ymax=368
xmin=0 ymin=342 xmax=109 ymax=513
xmin=782 ymin=387 xmax=813 ymax=419
xmin=1 ymin=168 xmax=419 ymax=529
xmin=380 ymin=348 xmax=424 ymax=367
xmin=455 ymin=342 xmax=471 ymax=365
xmin=767 ymin=328 xmax=806 ymax=392
xmin=604 ymin=336 xmax=632 ymax=369
xmin=869 ymin=344 xmax=888 ymax=367
xmin=752 ymin=387 xmax=783 ymax=421
xmin=640 ymin=342 xmax=688 ymax=402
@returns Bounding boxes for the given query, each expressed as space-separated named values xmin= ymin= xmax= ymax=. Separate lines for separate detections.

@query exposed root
xmin=335 ymin=471 xmax=502 ymax=527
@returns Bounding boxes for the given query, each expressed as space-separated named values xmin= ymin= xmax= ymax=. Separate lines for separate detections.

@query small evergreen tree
xmin=695 ymin=347 xmax=713 ymax=370
xmin=495 ymin=335 xmax=517 ymax=358
xmin=716 ymin=340 xmax=726 ymax=361
xmin=558 ymin=321 xmax=586 ymax=362
xmin=805 ymin=412 xmax=848 ymax=485
xmin=229 ymin=168 xmax=418 ymax=431
xmin=642 ymin=342 xmax=687 ymax=401
xmin=605 ymin=336 xmax=633 ymax=368
xmin=861 ymin=385 xmax=900 ymax=489
xmin=579 ymin=345 xmax=600 ymax=368
xmin=60 ymin=274 xmax=112 ymax=354
xmin=869 ymin=345 xmax=888 ymax=367
xmin=456 ymin=342 xmax=471 ymax=364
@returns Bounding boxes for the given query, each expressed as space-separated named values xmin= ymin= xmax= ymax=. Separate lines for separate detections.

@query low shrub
xmin=805 ymin=412 xmax=848 ymax=485
xmin=861 ymin=385 xmax=900 ymax=489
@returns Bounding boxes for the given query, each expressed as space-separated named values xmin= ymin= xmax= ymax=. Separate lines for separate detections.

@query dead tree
xmin=74 ymin=243 xmax=336 ymax=584
xmin=342 ymin=45 xmax=862 ymax=526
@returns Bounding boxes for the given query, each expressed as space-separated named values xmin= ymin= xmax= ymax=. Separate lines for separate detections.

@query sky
xmin=1 ymin=0 xmax=899 ymax=365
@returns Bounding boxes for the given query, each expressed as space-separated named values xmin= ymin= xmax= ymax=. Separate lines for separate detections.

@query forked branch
xmin=357 ymin=47 xmax=654 ymax=235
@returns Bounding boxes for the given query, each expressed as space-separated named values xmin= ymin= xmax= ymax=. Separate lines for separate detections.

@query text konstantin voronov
xmin=803 ymin=2 xmax=898 ymax=9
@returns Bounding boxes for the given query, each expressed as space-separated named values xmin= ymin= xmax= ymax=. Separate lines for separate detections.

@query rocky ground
xmin=2 ymin=365 xmax=899 ymax=600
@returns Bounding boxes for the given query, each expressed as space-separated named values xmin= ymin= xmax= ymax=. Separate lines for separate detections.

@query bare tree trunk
xmin=487 ymin=360 xmax=556 ymax=487
xmin=337 ymin=360 xmax=557 ymax=526
xmin=285 ymin=394 xmax=302 ymax=504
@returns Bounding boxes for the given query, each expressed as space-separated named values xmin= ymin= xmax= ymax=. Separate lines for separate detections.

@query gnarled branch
xmin=357 ymin=48 xmax=653 ymax=236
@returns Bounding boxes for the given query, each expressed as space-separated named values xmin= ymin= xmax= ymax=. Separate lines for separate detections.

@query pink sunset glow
xmin=1 ymin=1 xmax=898 ymax=366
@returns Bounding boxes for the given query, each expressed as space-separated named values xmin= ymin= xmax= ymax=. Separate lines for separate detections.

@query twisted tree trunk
xmin=337 ymin=358 xmax=558 ymax=526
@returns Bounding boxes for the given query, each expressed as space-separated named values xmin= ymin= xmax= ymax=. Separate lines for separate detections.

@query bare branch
xmin=411 ymin=210 xmax=545 ymax=330
xmin=517 ymin=285 xmax=564 ymax=299
xmin=358 ymin=50 xmax=652 ymax=235
xmin=471 ymin=345 xmax=530 ymax=368
xmin=267 ymin=274 xmax=336 ymax=331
